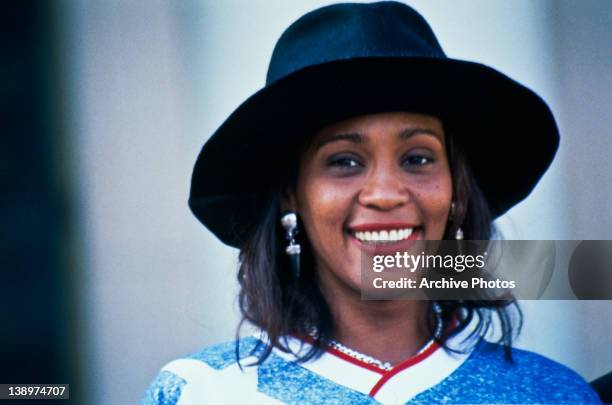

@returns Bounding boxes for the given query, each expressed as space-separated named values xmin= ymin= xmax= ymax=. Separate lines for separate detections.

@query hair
xmin=235 ymin=121 xmax=522 ymax=365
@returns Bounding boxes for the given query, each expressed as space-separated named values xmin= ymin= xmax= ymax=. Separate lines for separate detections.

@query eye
xmin=328 ymin=154 xmax=363 ymax=169
xmin=402 ymin=154 xmax=434 ymax=168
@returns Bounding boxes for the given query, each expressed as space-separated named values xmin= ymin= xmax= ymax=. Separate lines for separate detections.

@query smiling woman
xmin=142 ymin=2 xmax=600 ymax=404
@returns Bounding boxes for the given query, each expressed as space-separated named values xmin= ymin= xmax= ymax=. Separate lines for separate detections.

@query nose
xmin=358 ymin=163 xmax=410 ymax=210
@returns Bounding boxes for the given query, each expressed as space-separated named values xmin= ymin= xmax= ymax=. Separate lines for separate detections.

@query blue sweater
xmin=143 ymin=336 xmax=601 ymax=404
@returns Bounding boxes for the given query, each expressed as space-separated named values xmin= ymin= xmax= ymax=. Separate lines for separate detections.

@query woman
xmin=143 ymin=2 xmax=600 ymax=404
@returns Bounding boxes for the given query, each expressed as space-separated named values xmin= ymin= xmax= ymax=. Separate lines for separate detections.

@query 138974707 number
xmin=0 ymin=384 xmax=70 ymax=399
xmin=10 ymin=386 xmax=65 ymax=396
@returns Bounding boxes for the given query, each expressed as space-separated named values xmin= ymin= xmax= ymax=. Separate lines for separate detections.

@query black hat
xmin=189 ymin=1 xmax=559 ymax=248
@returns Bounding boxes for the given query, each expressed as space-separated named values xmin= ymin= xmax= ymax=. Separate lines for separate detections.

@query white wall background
xmin=62 ymin=1 xmax=612 ymax=404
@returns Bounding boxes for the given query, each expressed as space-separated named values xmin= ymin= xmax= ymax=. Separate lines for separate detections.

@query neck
xmin=318 ymin=272 xmax=431 ymax=366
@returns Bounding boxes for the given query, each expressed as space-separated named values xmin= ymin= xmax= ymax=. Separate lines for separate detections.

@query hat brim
xmin=189 ymin=57 xmax=559 ymax=248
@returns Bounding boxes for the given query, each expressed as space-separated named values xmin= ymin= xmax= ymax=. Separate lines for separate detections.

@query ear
xmin=280 ymin=187 xmax=299 ymax=213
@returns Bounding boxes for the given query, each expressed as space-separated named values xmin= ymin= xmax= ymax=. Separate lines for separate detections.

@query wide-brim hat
xmin=189 ymin=1 xmax=559 ymax=248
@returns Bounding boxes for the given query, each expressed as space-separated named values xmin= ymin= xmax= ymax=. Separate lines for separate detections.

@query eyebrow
xmin=314 ymin=127 xmax=443 ymax=150
xmin=399 ymin=127 xmax=443 ymax=143
xmin=313 ymin=133 xmax=363 ymax=149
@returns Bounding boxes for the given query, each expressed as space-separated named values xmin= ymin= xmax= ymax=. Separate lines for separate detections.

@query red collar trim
xmin=300 ymin=334 xmax=441 ymax=378
xmin=298 ymin=316 xmax=460 ymax=396
xmin=368 ymin=340 xmax=440 ymax=396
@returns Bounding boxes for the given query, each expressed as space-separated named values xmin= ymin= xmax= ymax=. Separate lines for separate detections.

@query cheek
xmin=413 ymin=176 xmax=453 ymax=223
xmin=299 ymin=178 xmax=352 ymax=237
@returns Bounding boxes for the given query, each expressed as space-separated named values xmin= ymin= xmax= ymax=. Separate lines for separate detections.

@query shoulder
xmin=419 ymin=339 xmax=601 ymax=404
xmin=479 ymin=341 xmax=594 ymax=389
xmin=182 ymin=335 xmax=263 ymax=370
xmin=141 ymin=337 xmax=265 ymax=405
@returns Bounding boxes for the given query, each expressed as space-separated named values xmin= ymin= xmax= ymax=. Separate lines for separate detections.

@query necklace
xmin=308 ymin=329 xmax=436 ymax=371
xmin=326 ymin=338 xmax=394 ymax=370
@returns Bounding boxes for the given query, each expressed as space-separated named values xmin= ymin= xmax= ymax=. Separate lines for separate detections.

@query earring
xmin=432 ymin=301 xmax=443 ymax=340
xmin=450 ymin=202 xmax=463 ymax=240
xmin=455 ymin=227 xmax=464 ymax=240
xmin=281 ymin=211 xmax=301 ymax=279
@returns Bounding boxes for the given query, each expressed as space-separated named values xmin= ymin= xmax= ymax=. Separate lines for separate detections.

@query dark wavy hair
xmin=235 ymin=123 xmax=522 ymax=365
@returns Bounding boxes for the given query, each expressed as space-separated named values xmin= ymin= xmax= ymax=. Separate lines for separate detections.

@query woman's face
xmin=287 ymin=112 xmax=453 ymax=293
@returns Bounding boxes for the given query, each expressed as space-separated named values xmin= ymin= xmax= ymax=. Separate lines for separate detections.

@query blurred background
xmin=2 ymin=0 xmax=611 ymax=403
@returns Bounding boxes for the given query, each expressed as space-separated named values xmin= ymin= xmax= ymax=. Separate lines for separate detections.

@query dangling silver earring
xmin=450 ymin=202 xmax=463 ymax=240
xmin=432 ymin=301 xmax=443 ymax=340
xmin=455 ymin=227 xmax=464 ymax=240
xmin=281 ymin=211 xmax=301 ymax=279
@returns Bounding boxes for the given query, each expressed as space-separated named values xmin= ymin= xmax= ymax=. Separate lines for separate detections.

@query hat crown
xmin=266 ymin=1 xmax=446 ymax=85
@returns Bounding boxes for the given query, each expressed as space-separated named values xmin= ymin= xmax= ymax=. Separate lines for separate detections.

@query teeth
xmin=353 ymin=228 xmax=414 ymax=243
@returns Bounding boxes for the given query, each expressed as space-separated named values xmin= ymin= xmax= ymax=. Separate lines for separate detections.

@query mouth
xmin=346 ymin=222 xmax=422 ymax=252
xmin=352 ymin=227 xmax=415 ymax=244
